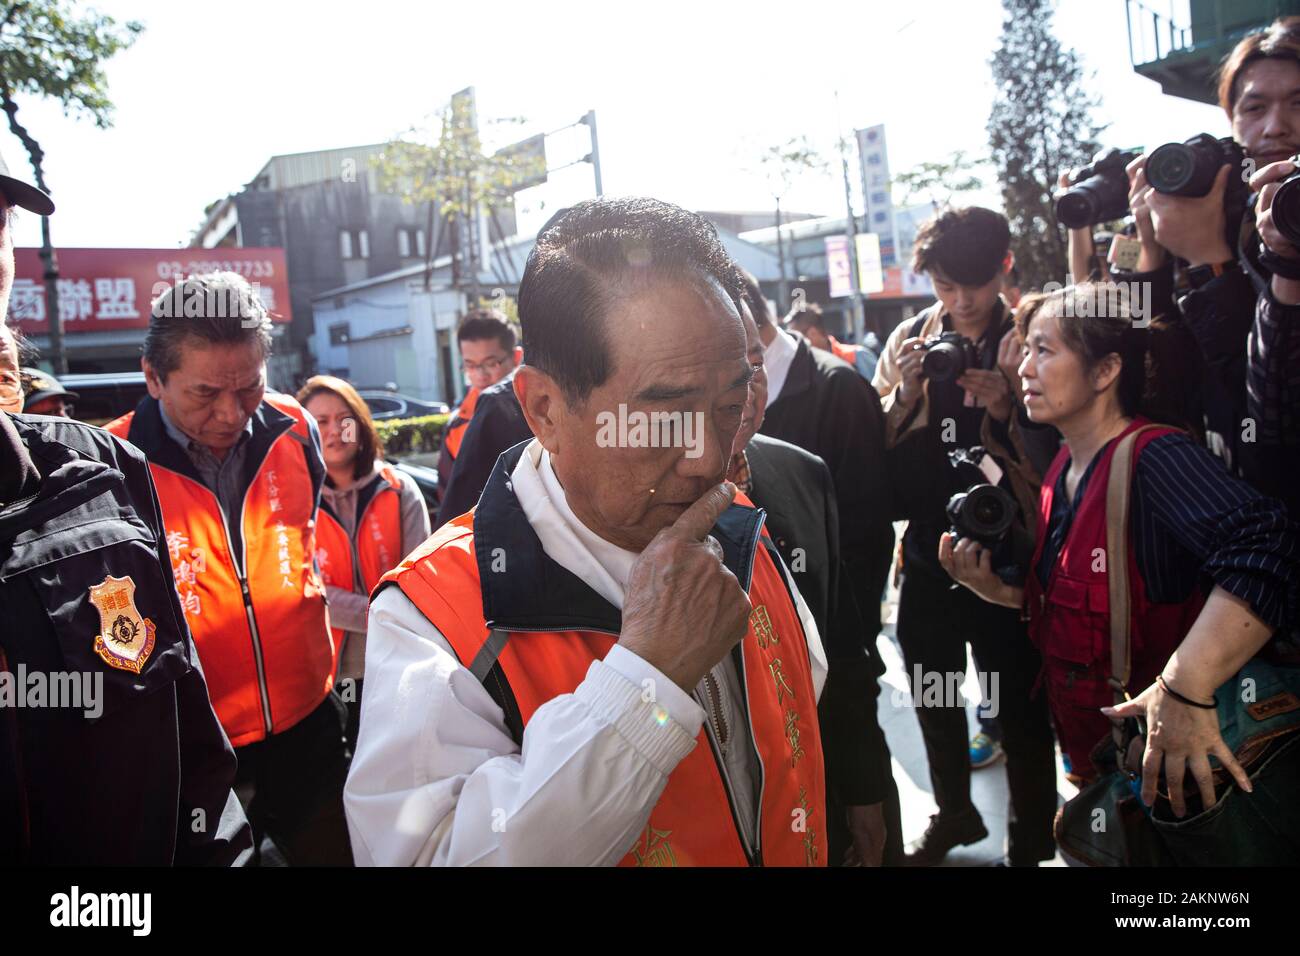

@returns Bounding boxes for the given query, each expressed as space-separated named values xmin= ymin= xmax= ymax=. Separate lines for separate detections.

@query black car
xmin=388 ymin=458 xmax=440 ymax=511
xmin=358 ymin=390 xmax=449 ymax=421
xmin=59 ymin=371 xmax=150 ymax=426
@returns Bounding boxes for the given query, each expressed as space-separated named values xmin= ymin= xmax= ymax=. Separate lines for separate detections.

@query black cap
xmin=21 ymin=367 xmax=78 ymax=406
xmin=0 ymin=149 xmax=54 ymax=216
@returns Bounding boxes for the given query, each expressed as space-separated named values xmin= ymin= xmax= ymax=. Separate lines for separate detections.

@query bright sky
xmin=7 ymin=0 xmax=1231 ymax=251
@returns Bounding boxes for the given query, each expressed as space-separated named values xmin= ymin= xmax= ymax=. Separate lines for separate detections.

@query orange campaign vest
xmin=316 ymin=465 xmax=404 ymax=648
xmin=828 ymin=336 xmax=860 ymax=366
xmin=107 ymin=393 xmax=335 ymax=747
xmin=443 ymin=387 xmax=480 ymax=461
xmin=376 ymin=461 xmax=827 ymax=867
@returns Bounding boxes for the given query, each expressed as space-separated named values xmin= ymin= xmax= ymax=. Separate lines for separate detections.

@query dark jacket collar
xmin=0 ymin=410 xmax=41 ymax=506
xmin=0 ymin=416 xmax=127 ymax=574
xmin=473 ymin=441 xmax=767 ymax=634
xmin=126 ymin=394 xmax=296 ymax=492
xmin=771 ymin=333 xmax=817 ymax=405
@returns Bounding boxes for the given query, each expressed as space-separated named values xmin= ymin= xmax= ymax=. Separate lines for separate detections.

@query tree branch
xmin=0 ymin=87 xmax=47 ymax=192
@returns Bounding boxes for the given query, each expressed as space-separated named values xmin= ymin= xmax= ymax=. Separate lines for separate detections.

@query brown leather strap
xmin=1104 ymin=424 xmax=1168 ymax=703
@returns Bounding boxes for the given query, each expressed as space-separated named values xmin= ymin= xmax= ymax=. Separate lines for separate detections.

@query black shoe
xmin=903 ymin=810 xmax=989 ymax=866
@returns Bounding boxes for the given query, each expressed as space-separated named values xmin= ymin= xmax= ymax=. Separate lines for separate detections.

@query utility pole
xmin=40 ymin=215 xmax=65 ymax=374
xmin=582 ymin=110 xmax=603 ymax=197
xmin=835 ymin=92 xmax=865 ymax=342
xmin=774 ymin=196 xmax=788 ymax=315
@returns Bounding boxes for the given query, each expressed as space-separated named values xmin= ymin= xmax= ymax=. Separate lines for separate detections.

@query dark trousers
xmin=234 ymin=692 xmax=354 ymax=866
xmin=896 ymin=569 xmax=1058 ymax=864
xmin=343 ymin=678 xmax=364 ymax=756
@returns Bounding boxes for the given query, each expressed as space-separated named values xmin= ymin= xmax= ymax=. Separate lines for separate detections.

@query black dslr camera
xmin=946 ymin=483 xmax=1017 ymax=549
xmin=945 ymin=447 xmax=1033 ymax=586
xmin=920 ymin=331 xmax=979 ymax=383
xmin=1145 ymin=133 xmax=1246 ymax=197
xmin=1055 ymin=147 xmax=1140 ymax=229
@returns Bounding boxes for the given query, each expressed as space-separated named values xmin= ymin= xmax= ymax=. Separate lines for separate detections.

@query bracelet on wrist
xmin=1156 ymin=674 xmax=1217 ymax=710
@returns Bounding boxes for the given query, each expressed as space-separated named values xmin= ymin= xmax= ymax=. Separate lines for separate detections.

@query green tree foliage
xmin=988 ymin=0 xmax=1105 ymax=290
xmin=0 ymin=0 xmax=142 ymax=372
xmin=893 ymin=151 xmax=990 ymax=208
xmin=758 ymin=135 xmax=826 ymax=198
xmin=372 ymin=95 xmax=544 ymax=276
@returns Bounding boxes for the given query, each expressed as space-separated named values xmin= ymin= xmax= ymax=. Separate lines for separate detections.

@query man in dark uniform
xmin=434 ymin=368 xmax=530 ymax=527
xmin=0 ymin=155 xmax=251 ymax=863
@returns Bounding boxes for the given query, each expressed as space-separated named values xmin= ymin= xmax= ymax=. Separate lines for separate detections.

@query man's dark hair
xmin=785 ymin=301 xmax=825 ymax=330
xmin=518 ymin=197 xmax=743 ymax=405
xmin=143 ymin=272 xmax=272 ymax=382
xmin=457 ymin=308 xmax=517 ymax=352
xmin=736 ymin=267 xmax=773 ymax=329
xmin=911 ymin=206 xmax=1011 ymax=286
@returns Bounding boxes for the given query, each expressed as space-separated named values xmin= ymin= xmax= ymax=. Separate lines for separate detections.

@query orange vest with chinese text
xmin=316 ymin=465 xmax=403 ymax=649
xmin=376 ymin=463 xmax=826 ymax=867
xmin=107 ymin=394 xmax=334 ymax=746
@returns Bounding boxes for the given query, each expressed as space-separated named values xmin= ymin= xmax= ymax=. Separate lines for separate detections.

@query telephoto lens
xmin=1146 ymin=133 xmax=1243 ymax=197
xmin=1269 ymin=156 xmax=1300 ymax=246
xmin=1055 ymin=147 xmax=1139 ymax=229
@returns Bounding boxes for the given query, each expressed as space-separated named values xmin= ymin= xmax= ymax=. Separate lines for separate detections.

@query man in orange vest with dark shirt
xmin=107 ymin=273 xmax=352 ymax=865
xmin=435 ymin=309 xmax=521 ymax=502
xmin=345 ymin=198 xmax=828 ymax=866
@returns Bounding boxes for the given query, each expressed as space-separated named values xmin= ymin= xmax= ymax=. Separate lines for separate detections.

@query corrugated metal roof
xmin=254 ymin=144 xmax=388 ymax=192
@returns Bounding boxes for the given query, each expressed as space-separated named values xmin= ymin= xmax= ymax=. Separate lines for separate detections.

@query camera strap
xmin=1257 ymin=243 xmax=1300 ymax=280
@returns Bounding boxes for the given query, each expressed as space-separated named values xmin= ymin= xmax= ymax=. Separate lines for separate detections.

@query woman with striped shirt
xmin=940 ymin=283 xmax=1298 ymax=822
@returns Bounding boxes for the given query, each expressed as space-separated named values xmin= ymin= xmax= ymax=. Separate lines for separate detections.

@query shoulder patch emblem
xmin=89 ymin=575 xmax=156 ymax=674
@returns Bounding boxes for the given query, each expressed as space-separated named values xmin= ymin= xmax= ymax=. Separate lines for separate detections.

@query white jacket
xmin=343 ymin=440 xmax=826 ymax=866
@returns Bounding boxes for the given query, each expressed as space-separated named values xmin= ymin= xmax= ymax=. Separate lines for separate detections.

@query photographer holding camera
xmin=873 ymin=207 xmax=1058 ymax=867
xmin=1058 ymin=18 xmax=1300 ymax=498
xmin=940 ymin=284 xmax=1300 ymax=864
xmin=1246 ymin=155 xmax=1300 ymax=520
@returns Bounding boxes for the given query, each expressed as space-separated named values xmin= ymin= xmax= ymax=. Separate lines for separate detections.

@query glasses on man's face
xmin=463 ymin=354 xmax=509 ymax=375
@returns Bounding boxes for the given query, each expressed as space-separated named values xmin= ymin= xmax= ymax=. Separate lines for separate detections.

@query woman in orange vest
xmin=298 ymin=376 xmax=430 ymax=748
xmin=940 ymin=284 xmax=1298 ymax=827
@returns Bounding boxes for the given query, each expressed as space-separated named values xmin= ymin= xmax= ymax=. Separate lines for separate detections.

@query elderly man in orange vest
xmin=107 ymin=273 xmax=352 ymax=865
xmin=345 ymin=198 xmax=828 ymax=866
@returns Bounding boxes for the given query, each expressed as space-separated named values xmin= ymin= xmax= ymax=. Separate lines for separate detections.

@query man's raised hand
xmin=619 ymin=482 xmax=753 ymax=693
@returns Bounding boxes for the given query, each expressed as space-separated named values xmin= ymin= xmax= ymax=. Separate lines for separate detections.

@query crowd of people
xmin=3 ymin=17 xmax=1300 ymax=869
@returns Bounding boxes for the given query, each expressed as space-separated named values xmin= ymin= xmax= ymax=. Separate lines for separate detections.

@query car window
xmin=364 ymin=397 xmax=402 ymax=414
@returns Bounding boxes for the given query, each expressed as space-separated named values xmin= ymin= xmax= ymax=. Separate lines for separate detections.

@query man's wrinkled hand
xmin=619 ymin=482 xmax=752 ymax=693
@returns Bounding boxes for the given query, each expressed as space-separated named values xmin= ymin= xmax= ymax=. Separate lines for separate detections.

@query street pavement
xmin=877 ymin=570 xmax=1078 ymax=866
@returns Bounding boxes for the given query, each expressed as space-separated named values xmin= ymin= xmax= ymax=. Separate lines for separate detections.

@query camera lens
xmin=921 ymin=343 xmax=961 ymax=382
xmin=951 ymin=484 xmax=1015 ymax=542
xmin=1055 ymin=189 xmax=1096 ymax=230
xmin=1271 ymin=170 xmax=1300 ymax=246
xmin=1146 ymin=144 xmax=1194 ymax=192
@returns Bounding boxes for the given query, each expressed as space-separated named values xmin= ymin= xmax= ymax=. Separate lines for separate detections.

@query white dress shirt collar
xmin=509 ymin=440 xmax=637 ymax=610
xmin=762 ymin=328 xmax=798 ymax=408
